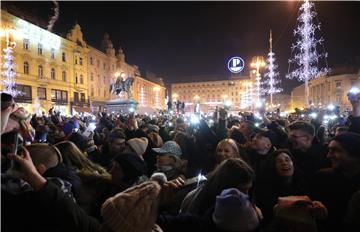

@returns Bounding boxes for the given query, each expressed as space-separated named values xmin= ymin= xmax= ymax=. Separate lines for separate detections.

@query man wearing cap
xmin=310 ymin=132 xmax=360 ymax=231
xmin=152 ymin=141 xmax=184 ymax=181
xmin=62 ymin=120 xmax=87 ymax=153
xmin=242 ymin=130 xmax=278 ymax=177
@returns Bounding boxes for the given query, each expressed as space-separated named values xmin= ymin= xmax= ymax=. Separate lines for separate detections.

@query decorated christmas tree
xmin=286 ymin=0 xmax=329 ymax=107
xmin=264 ymin=30 xmax=282 ymax=107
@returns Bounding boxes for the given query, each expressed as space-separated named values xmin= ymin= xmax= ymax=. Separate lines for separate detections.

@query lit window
xmin=62 ymin=71 xmax=67 ymax=82
xmin=23 ymin=61 xmax=29 ymax=74
xmin=37 ymin=87 xmax=46 ymax=100
xmin=23 ymin=39 xmax=29 ymax=50
xmin=38 ymin=65 xmax=43 ymax=78
xmin=80 ymin=93 xmax=85 ymax=102
xmin=38 ymin=43 xmax=43 ymax=55
xmin=51 ymin=68 xmax=55 ymax=79
xmin=51 ymin=48 xmax=55 ymax=59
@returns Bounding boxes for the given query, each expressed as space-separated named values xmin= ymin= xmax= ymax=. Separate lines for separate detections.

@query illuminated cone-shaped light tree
xmin=264 ymin=30 xmax=282 ymax=108
xmin=286 ymin=0 xmax=329 ymax=108
xmin=2 ymin=42 xmax=22 ymax=97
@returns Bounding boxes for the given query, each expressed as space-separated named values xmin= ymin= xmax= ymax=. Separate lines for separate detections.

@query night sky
xmin=3 ymin=1 xmax=360 ymax=93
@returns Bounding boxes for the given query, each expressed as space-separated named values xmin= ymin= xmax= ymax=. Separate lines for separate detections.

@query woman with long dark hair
xmin=254 ymin=149 xmax=308 ymax=225
xmin=181 ymin=158 xmax=255 ymax=216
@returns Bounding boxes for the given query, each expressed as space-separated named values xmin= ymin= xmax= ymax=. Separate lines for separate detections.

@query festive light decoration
xmin=264 ymin=30 xmax=282 ymax=106
xmin=251 ymin=56 xmax=266 ymax=102
xmin=2 ymin=42 xmax=22 ymax=97
xmin=286 ymin=0 xmax=329 ymax=107
xmin=240 ymin=82 xmax=254 ymax=110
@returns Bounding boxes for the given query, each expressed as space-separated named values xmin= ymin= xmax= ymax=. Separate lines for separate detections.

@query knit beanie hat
xmin=63 ymin=122 xmax=74 ymax=136
xmin=212 ymin=188 xmax=260 ymax=232
xmin=127 ymin=137 xmax=149 ymax=157
xmin=101 ymin=181 xmax=161 ymax=232
xmin=273 ymin=196 xmax=317 ymax=232
xmin=331 ymin=132 xmax=360 ymax=158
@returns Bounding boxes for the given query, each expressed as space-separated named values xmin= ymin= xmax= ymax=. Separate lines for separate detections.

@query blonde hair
xmin=216 ymin=139 xmax=240 ymax=157
xmin=54 ymin=141 xmax=109 ymax=176
xmin=148 ymin=132 xmax=163 ymax=147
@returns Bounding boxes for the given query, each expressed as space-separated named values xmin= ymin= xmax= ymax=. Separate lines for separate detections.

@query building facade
xmin=88 ymin=34 xmax=117 ymax=112
xmin=171 ymin=74 xmax=256 ymax=113
xmin=1 ymin=10 xmax=166 ymax=115
xmin=290 ymin=72 xmax=360 ymax=111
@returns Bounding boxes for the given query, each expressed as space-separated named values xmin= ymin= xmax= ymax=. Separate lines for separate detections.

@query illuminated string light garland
xmin=286 ymin=0 xmax=329 ymax=107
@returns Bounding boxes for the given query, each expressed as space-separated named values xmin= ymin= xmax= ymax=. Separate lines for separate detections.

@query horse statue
xmin=109 ymin=76 xmax=134 ymax=99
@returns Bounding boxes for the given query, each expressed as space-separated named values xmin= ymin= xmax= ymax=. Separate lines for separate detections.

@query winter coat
xmin=255 ymin=171 xmax=308 ymax=225
xmin=44 ymin=162 xmax=82 ymax=200
xmin=310 ymin=168 xmax=360 ymax=232
xmin=2 ymin=181 xmax=100 ymax=232
xmin=287 ymin=141 xmax=330 ymax=181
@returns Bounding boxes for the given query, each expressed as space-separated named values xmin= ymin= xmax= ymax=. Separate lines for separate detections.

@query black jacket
xmin=2 ymin=181 xmax=100 ymax=232
xmin=288 ymin=141 xmax=330 ymax=181
xmin=310 ymin=168 xmax=360 ymax=232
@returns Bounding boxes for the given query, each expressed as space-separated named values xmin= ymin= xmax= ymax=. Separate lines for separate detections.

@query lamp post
xmin=250 ymin=56 xmax=266 ymax=103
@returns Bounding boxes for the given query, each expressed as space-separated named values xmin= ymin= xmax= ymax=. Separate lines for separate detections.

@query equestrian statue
xmin=109 ymin=76 xmax=134 ymax=99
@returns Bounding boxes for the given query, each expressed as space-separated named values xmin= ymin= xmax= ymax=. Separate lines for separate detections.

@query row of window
xmin=22 ymin=39 xmax=124 ymax=70
xmin=23 ymin=39 xmax=65 ymax=61
xmin=89 ymin=73 xmax=108 ymax=83
xmin=174 ymin=82 xmax=240 ymax=88
xmin=23 ymin=62 xmax=85 ymax=84
xmin=90 ymin=87 xmax=107 ymax=98
xmin=14 ymin=85 xmax=86 ymax=103
xmin=89 ymin=57 xmax=115 ymax=71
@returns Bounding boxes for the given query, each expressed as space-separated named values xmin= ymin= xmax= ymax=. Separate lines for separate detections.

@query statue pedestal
xmin=106 ymin=98 xmax=138 ymax=114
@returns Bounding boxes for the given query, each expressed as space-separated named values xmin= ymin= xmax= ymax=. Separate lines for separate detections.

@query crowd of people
xmin=1 ymin=91 xmax=360 ymax=232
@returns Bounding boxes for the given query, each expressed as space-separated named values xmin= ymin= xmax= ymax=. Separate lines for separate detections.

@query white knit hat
xmin=127 ymin=137 xmax=149 ymax=157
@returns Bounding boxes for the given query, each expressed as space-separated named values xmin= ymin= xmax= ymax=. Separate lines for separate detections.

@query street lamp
xmin=250 ymin=56 xmax=266 ymax=102
xmin=172 ymin=93 xmax=179 ymax=101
